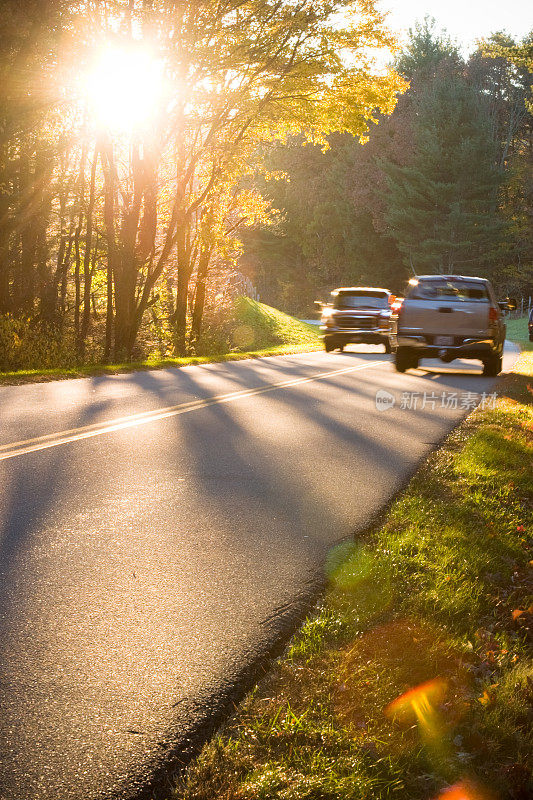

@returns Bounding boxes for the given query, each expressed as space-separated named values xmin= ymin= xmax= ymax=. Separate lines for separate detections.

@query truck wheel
xmin=324 ymin=338 xmax=335 ymax=353
xmin=482 ymin=354 xmax=502 ymax=377
xmin=338 ymin=344 xmax=344 ymax=352
xmin=395 ymin=347 xmax=413 ymax=373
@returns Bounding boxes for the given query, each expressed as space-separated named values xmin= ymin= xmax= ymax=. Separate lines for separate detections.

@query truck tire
xmin=324 ymin=338 xmax=335 ymax=353
xmin=482 ymin=354 xmax=502 ymax=377
xmin=395 ymin=347 xmax=415 ymax=373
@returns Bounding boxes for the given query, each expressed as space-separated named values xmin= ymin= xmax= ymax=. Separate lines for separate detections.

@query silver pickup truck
xmin=389 ymin=275 xmax=515 ymax=376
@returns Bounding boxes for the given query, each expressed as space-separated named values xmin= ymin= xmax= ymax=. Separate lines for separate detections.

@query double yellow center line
xmin=0 ymin=360 xmax=386 ymax=462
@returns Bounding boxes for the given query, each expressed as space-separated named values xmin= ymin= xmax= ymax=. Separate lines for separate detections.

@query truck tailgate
xmin=400 ymin=299 xmax=489 ymax=338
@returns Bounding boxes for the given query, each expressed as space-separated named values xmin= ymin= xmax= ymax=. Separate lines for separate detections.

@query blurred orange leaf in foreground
xmin=435 ymin=779 xmax=492 ymax=800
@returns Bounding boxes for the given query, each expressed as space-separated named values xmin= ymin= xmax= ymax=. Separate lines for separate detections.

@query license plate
xmin=434 ymin=336 xmax=454 ymax=346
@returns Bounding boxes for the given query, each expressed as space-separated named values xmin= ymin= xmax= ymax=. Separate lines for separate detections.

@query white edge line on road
xmin=0 ymin=360 xmax=387 ymax=462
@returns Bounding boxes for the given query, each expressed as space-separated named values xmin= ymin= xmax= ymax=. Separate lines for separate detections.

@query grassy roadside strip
xmin=0 ymin=343 xmax=323 ymax=386
xmin=506 ymin=317 xmax=532 ymax=351
xmin=175 ymin=352 xmax=533 ymax=800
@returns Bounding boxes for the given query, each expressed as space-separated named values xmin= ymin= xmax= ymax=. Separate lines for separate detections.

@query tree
xmin=482 ymin=35 xmax=533 ymax=295
xmin=382 ymin=42 xmax=505 ymax=276
xmin=0 ymin=1 xmax=74 ymax=317
xmin=84 ymin=0 xmax=403 ymax=357
xmin=395 ymin=16 xmax=460 ymax=84
xmin=239 ymin=130 xmax=409 ymax=312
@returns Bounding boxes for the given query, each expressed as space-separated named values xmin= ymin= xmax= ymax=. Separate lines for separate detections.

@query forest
xmin=243 ymin=22 xmax=533 ymax=313
xmin=0 ymin=1 xmax=531 ymax=371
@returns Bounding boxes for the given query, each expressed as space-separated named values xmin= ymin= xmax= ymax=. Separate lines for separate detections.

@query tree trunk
xmin=112 ymin=142 xmax=144 ymax=361
xmin=173 ymin=222 xmax=193 ymax=356
xmin=101 ymin=136 xmax=118 ymax=362
xmin=191 ymin=245 xmax=212 ymax=345
xmin=74 ymin=223 xmax=81 ymax=346
xmin=79 ymin=142 xmax=99 ymax=360
xmin=16 ymin=149 xmax=36 ymax=313
xmin=105 ymin=258 xmax=113 ymax=362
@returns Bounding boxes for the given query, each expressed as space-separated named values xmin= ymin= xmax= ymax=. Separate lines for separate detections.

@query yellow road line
xmin=0 ymin=360 xmax=386 ymax=462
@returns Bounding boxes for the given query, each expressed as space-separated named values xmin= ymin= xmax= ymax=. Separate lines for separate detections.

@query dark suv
xmin=318 ymin=287 xmax=392 ymax=353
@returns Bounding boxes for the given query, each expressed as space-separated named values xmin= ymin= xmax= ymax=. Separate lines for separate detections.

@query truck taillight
xmin=489 ymin=306 xmax=500 ymax=323
xmin=391 ymin=299 xmax=403 ymax=315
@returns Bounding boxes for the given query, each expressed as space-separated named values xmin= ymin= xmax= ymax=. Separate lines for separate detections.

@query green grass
xmin=176 ymin=353 xmax=533 ymax=800
xmin=0 ymin=298 xmax=321 ymax=384
xmin=232 ymin=297 xmax=320 ymax=349
xmin=506 ymin=316 xmax=533 ymax=350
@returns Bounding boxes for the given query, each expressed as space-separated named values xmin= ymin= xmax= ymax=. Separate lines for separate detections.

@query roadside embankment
xmin=175 ymin=350 xmax=533 ymax=800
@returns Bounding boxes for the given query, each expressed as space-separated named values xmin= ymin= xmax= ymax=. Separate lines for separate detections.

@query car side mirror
xmin=499 ymin=298 xmax=517 ymax=311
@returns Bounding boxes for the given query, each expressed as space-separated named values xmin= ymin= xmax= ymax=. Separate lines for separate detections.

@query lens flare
xmin=84 ymin=46 xmax=165 ymax=132
xmin=232 ymin=325 xmax=255 ymax=349
xmin=434 ymin=780 xmax=493 ymax=800
xmin=385 ymin=677 xmax=448 ymax=738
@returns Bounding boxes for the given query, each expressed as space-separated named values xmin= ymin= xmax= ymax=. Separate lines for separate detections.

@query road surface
xmin=0 ymin=344 xmax=519 ymax=800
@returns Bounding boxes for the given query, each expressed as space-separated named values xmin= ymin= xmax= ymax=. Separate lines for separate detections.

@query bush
xmin=0 ymin=315 xmax=76 ymax=372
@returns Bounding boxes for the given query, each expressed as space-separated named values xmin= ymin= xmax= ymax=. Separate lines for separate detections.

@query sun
xmin=84 ymin=46 xmax=165 ymax=133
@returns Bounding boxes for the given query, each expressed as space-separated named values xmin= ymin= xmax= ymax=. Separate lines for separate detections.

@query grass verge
xmin=0 ymin=299 xmax=321 ymax=385
xmin=175 ymin=352 xmax=533 ymax=800
xmin=506 ymin=317 xmax=532 ymax=351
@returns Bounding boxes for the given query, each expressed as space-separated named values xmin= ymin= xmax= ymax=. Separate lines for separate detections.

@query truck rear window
xmin=410 ymin=281 xmax=488 ymax=302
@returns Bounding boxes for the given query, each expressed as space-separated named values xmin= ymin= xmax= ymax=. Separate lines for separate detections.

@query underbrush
xmin=0 ymin=299 xmax=321 ymax=382
xmin=176 ymin=353 xmax=533 ymax=800
xmin=0 ymin=314 xmax=77 ymax=371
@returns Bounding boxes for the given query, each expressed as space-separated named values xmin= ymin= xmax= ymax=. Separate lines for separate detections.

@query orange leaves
xmin=512 ymin=605 xmax=533 ymax=621
xmin=477 ymin=684 xmax=499 ymax=706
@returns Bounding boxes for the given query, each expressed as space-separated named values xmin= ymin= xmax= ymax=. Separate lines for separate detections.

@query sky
xmin=378 ymin=0 xmax=532 ymax=54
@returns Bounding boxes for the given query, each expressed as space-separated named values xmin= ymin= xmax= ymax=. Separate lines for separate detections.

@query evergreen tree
xmin=382 ymin=68 xmax=505 ymax=275
xmin=395 ymin=16 xmax=460 ymax=83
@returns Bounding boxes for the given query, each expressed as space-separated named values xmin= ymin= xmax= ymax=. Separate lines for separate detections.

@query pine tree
xmin=382 ymin=69 xmax=505 ymax=275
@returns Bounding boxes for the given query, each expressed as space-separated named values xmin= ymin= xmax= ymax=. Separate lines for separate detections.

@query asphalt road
xmin=0 ymin=344 xmax=519 ymax=800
